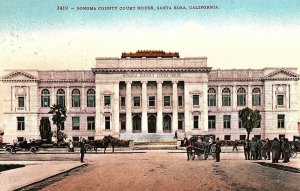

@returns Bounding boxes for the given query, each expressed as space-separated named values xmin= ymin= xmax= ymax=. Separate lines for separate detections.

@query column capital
xmin=141 ymin=81 xmax=148 ymax=84
xmin=172 ymin=80 xmax=178 ymax=84
xmin=157 ymin=80 xmax=163 ymax=84
xmin=125 ymin=81 xmax=132 ymax=84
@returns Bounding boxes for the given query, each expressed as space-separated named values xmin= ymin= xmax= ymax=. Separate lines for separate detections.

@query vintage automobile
xmin=291 ymin=136 xmax=300 ymax=158
xmin=4 ymin=139 xmax=44 ymax=154
xmin=186 ymin=135 xmax=216 ymax=160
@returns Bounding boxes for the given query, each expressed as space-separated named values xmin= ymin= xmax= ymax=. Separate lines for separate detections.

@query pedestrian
xmin=232 ymin=140 xmax=238 ymax=152
xmin=243 ymin=140 xmax=250 ymax=160
xmin=174 ymin=130 xmax=178 ymax=139
xmin=215 ymin=137 xmax=221 ymax=162
xmin=68 ymin=139 xmax=74 ymax=152
xmin=283 ymin=138 xmax=291 ymax=163
xmin=257 ymin=140 xmax=262 ymax=160
xmin=250 ymin=138 xmax=257 ymax=160
xmin=80 ymin=139 xmax=86 ymax=163
xmin=266 ymin=138 xmax=271 ymax=160
xmin=271 ymin=137 xmax=280 ymax=163
xmin=261 ymin=140 xmax=267 ymax=160
xmin=280 ymin=137 xmax=284 ymax=160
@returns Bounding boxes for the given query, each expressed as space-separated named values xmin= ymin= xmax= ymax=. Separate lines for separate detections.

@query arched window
xmin=132 ymin=115 xmax=141 ymax=132
xmin=237 ymin=88 xmax=246 ymax=106
xmin=56 ymin=89 xmax=65 ymax=107
xmin=252 ymin=88 xmax=261 ymax=106
xmin=222 ymin=88 xmax=231 ymax=106
xmin=87 ymin=89 xmax=95 ymax=107
xmin=41 ymin=89 xmax=50 ymax=107
xmin=72 ymin=89 xmax=81 ymax=107
xmin=208 ymin=88 xmax=216 ymax=106
xmin=163 ymin=115 xmax=172 ymax=132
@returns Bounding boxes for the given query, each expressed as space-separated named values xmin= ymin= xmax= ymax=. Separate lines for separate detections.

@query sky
xmin=0 ymin=0 xmax=300 ymax=73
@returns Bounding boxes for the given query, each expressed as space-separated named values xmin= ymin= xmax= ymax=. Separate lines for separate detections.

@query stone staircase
xmin=119 ymin=133 xmax=176 ymax=142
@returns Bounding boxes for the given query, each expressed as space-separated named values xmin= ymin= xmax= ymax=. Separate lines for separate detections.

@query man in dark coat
xmin=271 ymin=138 xmax=280 ymax=163
xmin=266 ymin=138 xmax=271 ymax=160
xmin=243 ymin=140 xmax=250 ymax=160
xmin=250 ymin=138 xmax=258 ymax=160
xmin=215 ymin=138 xmax=221 ymax=162
xmin=80 ymin=139 xmax=86 ymax=163
xmin=283 ymin=138 xmax=291 ymax=163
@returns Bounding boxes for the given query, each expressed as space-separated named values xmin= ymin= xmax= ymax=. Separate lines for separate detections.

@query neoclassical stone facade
xmin=1 ymin=51 xmax=299 ymax=142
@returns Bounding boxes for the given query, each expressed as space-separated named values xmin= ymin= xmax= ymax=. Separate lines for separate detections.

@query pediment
xmin=2 ymin=71 xmax=38 ymax=81
xmin=264 ymin=69 xmax=300 ymax=80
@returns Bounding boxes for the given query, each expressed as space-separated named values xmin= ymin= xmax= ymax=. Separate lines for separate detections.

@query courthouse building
xmin=1 ymin=50 xmax=299 ymax=143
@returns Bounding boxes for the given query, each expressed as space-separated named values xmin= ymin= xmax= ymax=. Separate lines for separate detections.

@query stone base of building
xmin=119 ymin=133 xmax=178 ymax=142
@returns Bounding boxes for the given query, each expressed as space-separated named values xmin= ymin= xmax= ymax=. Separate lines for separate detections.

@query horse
xmin=94 ymin=136 xmax=116 ymax=154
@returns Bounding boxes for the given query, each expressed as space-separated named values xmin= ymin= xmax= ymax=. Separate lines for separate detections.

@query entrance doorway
xmin=148 ymin=115 xmax=156 ymax=133
xmin=39 ymin=117 xmax=52 ymax=143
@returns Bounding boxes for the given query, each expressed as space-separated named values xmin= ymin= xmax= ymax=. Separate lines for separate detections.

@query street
xmin=2 ymin=151 xmax=298 ymax=191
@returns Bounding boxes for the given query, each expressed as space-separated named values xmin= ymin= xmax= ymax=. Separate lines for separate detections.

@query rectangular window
xmin=104 ymin=96 xmax=111 ymax=106
xmin=149 ymin=96 xmax=155 ymax=107
xmin=87 ymin=95 xmax=95 ymax=107
xmin=240 ymin=135 xmax=246 ymax=140
xmin=72 ymin=137 xmax=79 ymax=142
xmin=224 ymin=135 xmax=231 ymax=140
xmin=277 ymin=95 xmax=284 ymax=106
xmin=193 ymin=116 xmax=199 ymax=129
xmin=277 ymin=114 xmax=285 ymax=128
xmin=87 ymin=117 xmax=95 ymax=130
xmin=17 ymin=117 xmax=25 ymax=131
xmin=133 ymin=96 xmax=141 ymax=106
xmin=223 ymin=115 xmax=231 ymax=129
xmin=105 ymin=116 xmax=111 ymax=130
xmin=57 ymin=95 xmax=65 ymax=107
xmin=178 ymin=120 xmax=183 ymax=130
xmin=178 ymin=96 xmax=183 ymax=107
xmin=18 ymin=96 xmax=25 ymax=108
xmin=193 ymin=95 xmax=199 ymax=106
xmin=72 ymin=117 xmax=80 ymax=130
xmin=254 ymin=135 xmax=261 ymax=140
xmin=164 ymin=96 xmax=171 ymax=106
xmin=41 ymin=96 xmax=50 ymax=107
xmin=238 ymin=118 xmax=244 ymax=129
xmin=208 ymin=115 xmax=216 ymax=129
xmin=72 ymin=95 xmax=80 ymax=107
xmin=121 ymin=96 xmax=126 ymax=107
xmin=121 ymin=121 xmax=126 ymax=130
xmin=208 ymin=95 xmax=216 ymax=106
xmin=60 ymin=122 xmax=65 ymax=131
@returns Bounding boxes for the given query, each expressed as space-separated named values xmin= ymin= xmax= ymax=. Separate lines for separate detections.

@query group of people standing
xmin=243 ymin=137 xmax=291 ymax=163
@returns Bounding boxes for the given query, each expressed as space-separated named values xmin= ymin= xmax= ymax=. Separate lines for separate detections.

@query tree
xmin=48 ymin=104 xmax=67 ymax=143
xmin=238 ymin=107 xmax=262 ymax=141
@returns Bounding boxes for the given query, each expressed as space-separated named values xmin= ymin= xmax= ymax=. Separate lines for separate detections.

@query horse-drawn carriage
xmin=291 ymin=136 xmax=300 ymax=158
xmin=186 ymin=135 xmax=216 ymax=161
xmin=5 ymin=139 xmax=43 ymax=154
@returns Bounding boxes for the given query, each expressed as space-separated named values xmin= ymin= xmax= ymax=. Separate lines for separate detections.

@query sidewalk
xmin=0 ymin=161 xmax=84 ymax=191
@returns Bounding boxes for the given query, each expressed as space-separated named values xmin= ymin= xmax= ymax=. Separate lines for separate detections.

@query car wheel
xmin=30 ymin=147 xmax=37 ymax=154
xmin=5 ymin=147 xmax=13 ymax=154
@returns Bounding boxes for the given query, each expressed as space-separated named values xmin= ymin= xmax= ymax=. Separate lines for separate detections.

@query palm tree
xmin=48 ymin=104 xmax=67 ymax=143
xmin=238 ymin=107 xmax=261 ymax=141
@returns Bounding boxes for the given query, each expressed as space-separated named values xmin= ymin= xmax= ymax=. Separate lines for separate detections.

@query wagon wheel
xmin=5 ymin=147 xmax=14 ymax=154
xmin=29 ymin=147 xmax=37 ymax=154
xmin=191 ymin=151 xmax=196 ymax=160
xmin=291 ymin=150 xmax=297 ymax=158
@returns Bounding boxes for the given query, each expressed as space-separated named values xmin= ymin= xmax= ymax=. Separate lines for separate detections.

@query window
xmin=238 ymin=118 xmax=244 ymax=129
xmin=41 ymin=89 xmax=50 ymax=107
xmin=56 ymin=89 xmax=65 ymax=107
xmin=278 ymin=114 xmax=285 ymax=128
xmin=193 ymin=116 xmax=199 ymax=129
xmin=277 ymin=95 xmax=284 ymax=106
xmin=178 ymin=96 xmax=183 ymax=107
xmin=17 ymin=117 xmax=25 ymax=131
xmin=178 ymin=120 xmax=183 ymax=130
xmin=72 ymin=89 xmax=81 ymax=107
xmin=223 ymin=115 xmax=231 ymax=129
xmin=254 ymin=135 xmax=261 ymax=140
xmin=193 ymin=95 xmax=199 ymax=106
xmin=208 ymin=88 xmax=216 ymax=106
xmin=87 ymin=117 xmax=95 ymax=130
xmin=60 ymin=122 xmax=65 ymax=130
xmin=208 ymin=115 xmax=216 ymax=129
xmin=105 ymin=116 xmax=111 ymax=130
xmin=104 ymin=96 xmax=111 ymax=106
xmin=163 ymin=115 xmax=172 ymax=131
xmin=87 ymin=89 xmax=95 ymax=107
xmin=133 ymin=96 xmax=141 ymax=106
xmin=222 ymin=88 xmax=231 ymax=106
xmin=121 ymin=96 xmax=126 ymax=107
xmin=224 ymin=135 xmax=231 ymax=140
xmin=240 ymin=135 xmax=246 ymax=141
xmin=164 ymin=96 xmax=171 ymax=106
xmin=72 ymin=117 xmax=80 ymax=130
xmin=237 ymin=88 xmax=246 ymax=106
xmin=149 ymin=96 xmax=155 ymax=107
xmin=18 ymin=96 xmax=25 ymax=108
xmin=72 ymin=137 xmax=79 ymax=142
xmin=252 ymin=88 xmax=261 ymax=106
xmin=121 ymin=121 xmax=126 ymax=130
xmin=133 ymin=115 xmax=141 ymax=131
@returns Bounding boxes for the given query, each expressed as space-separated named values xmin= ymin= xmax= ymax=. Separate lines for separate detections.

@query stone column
xmin=81 ymin=86 xmax=85 ymax=110
xmin=66 ymin=87 xmax=70 ymax=110
xmin=247 ymin=85 xmax=252 ymax=107
xmin=157 ymin=81 xmax=163 ymax=133
xmin=51 ymin=87 xmax=55 ymax=107
xmin=286 ymin=84 xmax=289 ymax=109
xmin=232 ymin=85 xmax=236 ymax=110
xmin=126 ymin=81 xmax=132 ymax=133
xmin=141 ymin=81 xmax=148 ymax=133
xmin=172 ymin=80 xmax=178 ymax=133
xmin=272 ymin=84 xmax=276 ymax=110
xmin=217 ymin=86 xmax=222 ymax=109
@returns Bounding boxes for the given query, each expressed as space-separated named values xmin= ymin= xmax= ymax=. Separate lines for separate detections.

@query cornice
xmin=91 ymin=67 xmax=212 ymax=73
